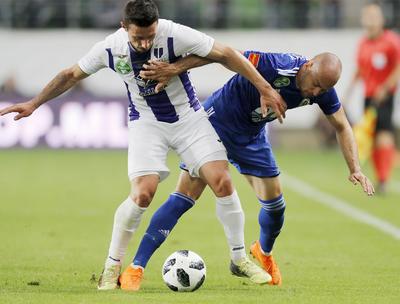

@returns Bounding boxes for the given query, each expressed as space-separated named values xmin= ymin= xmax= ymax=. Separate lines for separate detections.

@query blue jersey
xmin=204 ymin=51 xmax=341 ymax=135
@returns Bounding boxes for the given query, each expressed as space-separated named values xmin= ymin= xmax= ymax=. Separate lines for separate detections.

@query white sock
xmin=105 ymin=197 xmax=146 ymax=268
xmin=215 ymin=190 xmax=246 ymax=263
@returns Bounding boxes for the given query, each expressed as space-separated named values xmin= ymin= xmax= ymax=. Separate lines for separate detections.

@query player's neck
xmin=367 ymin=28 xmax=384 ymax=40
xmin=128 ymin=41 xmax=151 ymax=54
xmin=295 ymin=68 xmax=304 ymax=89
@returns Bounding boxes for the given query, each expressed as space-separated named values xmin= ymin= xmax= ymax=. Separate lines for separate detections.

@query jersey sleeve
xmin=316 ymin=88 xmax=341 ymax=115
xmin=242 ymin=51 xmax=277 ymax=82
xmin=78 ymin=40 xmax=108 ymax=75
xmin=171 ymin=23 xmax=215 ymax=57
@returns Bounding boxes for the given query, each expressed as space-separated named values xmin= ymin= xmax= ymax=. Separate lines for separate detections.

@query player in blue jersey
xmin=122 ymin=51 xmax=374 ymax=289
xmin=0 ymin=1 xmax=287 ymax=291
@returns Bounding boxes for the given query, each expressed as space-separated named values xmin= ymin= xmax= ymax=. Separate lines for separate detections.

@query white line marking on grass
xmin=282 ymin=174 xmax=400 ymax=240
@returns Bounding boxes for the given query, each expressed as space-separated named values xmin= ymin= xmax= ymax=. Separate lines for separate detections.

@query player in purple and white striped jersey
xmin=0 ymin=0 xmax=288 ymax=291
xmin=79 ymin=19 xmax=214 ymax=123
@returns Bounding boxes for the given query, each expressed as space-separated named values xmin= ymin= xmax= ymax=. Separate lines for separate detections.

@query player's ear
xmin=121 ymin=21 xmax=128 ymax=31
xmin=305 ymin=60 xmax=314 ymax=69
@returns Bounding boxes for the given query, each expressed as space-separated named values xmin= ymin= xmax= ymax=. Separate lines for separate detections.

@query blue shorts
xmin=181 ymin=102 xmax=280 ymax=178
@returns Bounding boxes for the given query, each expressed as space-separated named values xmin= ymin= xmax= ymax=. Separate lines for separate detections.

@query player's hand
xmin=348 ymin=171 xmax=375 ymax=196
xmin=0 ymin=100 xmax=37 ymax=120
xmin=140 ymin=60 xmax=178 ymax=93
xmin=260 ymin=88 xmax=286 ymax=123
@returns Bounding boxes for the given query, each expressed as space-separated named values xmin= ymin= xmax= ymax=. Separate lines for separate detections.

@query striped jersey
xmin=206 ymin=51 xmax=341 ymax=134
xmin=78 ymin=19 xmax=214 ymax=123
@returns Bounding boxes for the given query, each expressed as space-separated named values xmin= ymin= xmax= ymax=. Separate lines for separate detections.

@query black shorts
xmin=365 ymin=95 xmax=394 ymax=132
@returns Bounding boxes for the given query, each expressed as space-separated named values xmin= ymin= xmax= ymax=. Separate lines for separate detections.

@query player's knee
xmin=210 ymin=172 xmax=234 ymax=197
xmin=271 ymin=184 xmax=283 ymax=198
xmin=130 ymin=191 xmax=155 ymax=208
xmin=265 ymin=178 xmax=283 ymax=199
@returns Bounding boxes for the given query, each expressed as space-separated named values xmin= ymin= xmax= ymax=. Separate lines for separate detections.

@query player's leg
xmin=99 ymin=175 xmax=159 ymax=290
xmin=246 ymin=174 xmax=285 ymax=285
xmin=198 ymin=160 xmax=271 ymax=285
xmin=177 ymin=111 xmax=271 ymax=285
xmin=119 ymin=171 xmax=207 ymax=291
xmin=220 ymin=126 xmax=284 ymax=285
xmin=99 ymin=119 xmax=169 ymax=290
xmin=133 ymin=170 xmax=206 ymax=269
xmin=108 ymin=175 xmax=159 ymax=263
xmin=198 ymin=160 xmax=244 ymax=260
xmin=246 ymin=174 xmax=285 ymax=254
xmin=371 ymin=95 xmax=396 ymax=193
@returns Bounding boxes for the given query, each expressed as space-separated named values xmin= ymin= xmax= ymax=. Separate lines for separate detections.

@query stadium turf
xmin=0 ymin=149 xmax=399 ymax=304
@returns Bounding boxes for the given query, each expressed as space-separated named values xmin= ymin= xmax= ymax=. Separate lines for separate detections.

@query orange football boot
xmin=119 ymin=265 xmax=144 ymax=291
xmin=250 ymin=240 xmax=282 ymax=286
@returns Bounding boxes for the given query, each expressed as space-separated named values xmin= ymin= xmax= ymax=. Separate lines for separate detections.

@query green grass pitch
xmin=0 ymin=149 xmax=399 ymax=304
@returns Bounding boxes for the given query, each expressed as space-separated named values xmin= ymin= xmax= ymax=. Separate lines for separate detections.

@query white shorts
xmin=128 ymin=109 xmax=227 ymax=182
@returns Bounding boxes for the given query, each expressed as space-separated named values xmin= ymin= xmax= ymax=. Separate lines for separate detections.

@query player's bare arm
xmin=206 ymin=42 xmax=286 ymax=123
xmin=326 ymin=106 xmax=375 ymax=196
xmin=141 ymin=45 xmax=286 ymax=122
xmin=0 ymin=64 xmax=88 ymax=120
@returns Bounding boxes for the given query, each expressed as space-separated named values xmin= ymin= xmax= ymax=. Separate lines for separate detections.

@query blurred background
xmin=1 ymin=0 xmax=400 ymax=29
xmin=2 ymin=3 xmax=400 ymax=302
xmin=0 ymin=0 xmax=399 ymax=150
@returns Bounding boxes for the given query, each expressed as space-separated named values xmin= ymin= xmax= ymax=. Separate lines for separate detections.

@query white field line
xmin=282 ymin=174 xmax=400 ymax=240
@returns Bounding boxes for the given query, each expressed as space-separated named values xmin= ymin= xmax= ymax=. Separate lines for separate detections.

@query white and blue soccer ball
xmin=162 ymin=250 xmax=206 ymax=292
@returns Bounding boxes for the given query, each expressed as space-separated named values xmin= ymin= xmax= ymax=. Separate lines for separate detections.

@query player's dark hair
xmin=123 ymin=0 xmax=159 ymax=27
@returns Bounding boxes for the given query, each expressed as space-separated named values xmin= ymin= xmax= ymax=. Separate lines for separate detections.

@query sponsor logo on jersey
xmin=273 ymin=77 xmax=290 ymax=88
xmin=134 ymin=75 xmax=159 ymax=96
xmin=116 ymin=59 xmax=132 ymax=75
xmin=134 ymin=75 xmax=157 ymax=88
xmin=248 ymin=53 xmax=260 ymax=68
xmin=251 ymin=107 xmax=277 ymax=123
xmin=299 ymin=98 xmax=311 ymax=106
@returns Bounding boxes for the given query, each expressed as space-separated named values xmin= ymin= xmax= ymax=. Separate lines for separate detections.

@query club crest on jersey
xmin=248 ymin=53 xmax=260 ymax=67
xmin=153 ymin=47 xmax=164 ymax=59
xmin=116 ymin=59 xmax=132 ymax=75
xmin=273 ymin=77 xmax=290 ymax=88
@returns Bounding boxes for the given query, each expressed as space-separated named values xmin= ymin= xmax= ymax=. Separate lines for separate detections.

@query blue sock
xmin=132 ymin=192 xmax=195 ymax=268
xmin=258 ymin=194 xmax=286 ymax=254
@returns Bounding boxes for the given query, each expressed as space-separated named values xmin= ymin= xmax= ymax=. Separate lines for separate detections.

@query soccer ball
xmin=162 ymin=250 xmax=206 ymax=292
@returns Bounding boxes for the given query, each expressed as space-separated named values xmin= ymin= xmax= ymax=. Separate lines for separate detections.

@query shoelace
xmin=104 ymin=266 xmax=120 ymax=278
xmin=241 ymin=258 xmax=260 ymax=273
